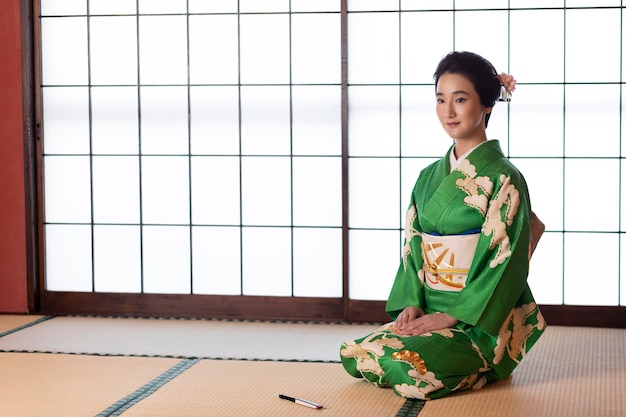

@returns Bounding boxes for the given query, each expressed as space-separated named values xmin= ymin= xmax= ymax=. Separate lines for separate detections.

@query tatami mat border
xmin=0 ymin=315 xmax=53 ymax=338
xmin=396 ymin=399 xmax=427 ymax=417
xmin=0 ymin=348 xmax=342 ymax=363
xmin=95 ymin=358 xmax=201 ymax=417
xmin=60 ymin=314 xmax=386 ymax=326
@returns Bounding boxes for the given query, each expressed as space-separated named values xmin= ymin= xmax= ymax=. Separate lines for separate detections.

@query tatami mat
xmin=0 ymin=352 xmax=181 ymax=417
xmin=0 ymin=314 xmax=47 ymax=335
xmin=418 ymin=326 xmax=626 ymax=417
xmin=0 ymin=315 xmax=624 ymax=416
xmin=0 ymin=315 xmax=379 ymax=362
xmin=118 ymin=360 xmax=405 ymax=417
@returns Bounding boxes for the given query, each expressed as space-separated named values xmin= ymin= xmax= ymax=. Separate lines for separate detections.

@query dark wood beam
xmin=43 ymin=293 xmax=626 ymax=328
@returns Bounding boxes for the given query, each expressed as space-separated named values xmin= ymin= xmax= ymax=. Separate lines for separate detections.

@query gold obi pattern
xmin=421 ymin=232 xmax=480 ymax=292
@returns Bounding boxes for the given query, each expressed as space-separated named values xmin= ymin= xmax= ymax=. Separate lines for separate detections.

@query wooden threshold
xmin=41 ymin=292 xmax=626 ymax=328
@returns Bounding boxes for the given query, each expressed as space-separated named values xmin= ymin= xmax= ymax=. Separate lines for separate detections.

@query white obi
xmin=421 ymin=232 xmax=480 ymax=292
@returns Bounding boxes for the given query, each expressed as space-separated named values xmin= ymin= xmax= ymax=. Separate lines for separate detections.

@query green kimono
xmin=340 ymin=140 xmax=545 ymax=400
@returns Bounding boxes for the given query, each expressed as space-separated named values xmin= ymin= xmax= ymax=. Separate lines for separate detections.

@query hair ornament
xmin=496 ymin=73 xmax=516 ymax=102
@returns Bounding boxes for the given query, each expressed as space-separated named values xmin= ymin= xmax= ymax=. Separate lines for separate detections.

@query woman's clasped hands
xmin=394 ymin=306 xmax=459 ymax=336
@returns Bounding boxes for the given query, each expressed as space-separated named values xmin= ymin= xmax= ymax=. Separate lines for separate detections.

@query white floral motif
xmin=403 ymin=205 xmax=421 ymax=271
xmin=421 ymin=328 xmax=455 ymax=339
xmin=392 ymin=351 xmax=445 ymax=399
xmin=340 ymin=327 xmax=406 ymax=383
xmin=483 ymin=174 xmax=520 ymax=268
xmin=357 ymin=358 xmax=384 ymax=376
xmin=341 ymin=342 xmax=385 ymax=376
xmin=454 ymin=159 xmax=493 ymax=216
xmin=493 ymin=302 xmax=546 ymax=365
xmin=394 ymin=383 xmax=428 ymax=400
xmin=394 ymin=372 xmax=444 ymax=399
xmin=451 ymin=374 xmax=488 ymax=393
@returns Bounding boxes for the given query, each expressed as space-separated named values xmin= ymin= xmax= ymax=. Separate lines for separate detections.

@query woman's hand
xmin=394 ymin=306 xmax=424 ymax=334
xmin=395 ymin=310 xmax=458 ymax=336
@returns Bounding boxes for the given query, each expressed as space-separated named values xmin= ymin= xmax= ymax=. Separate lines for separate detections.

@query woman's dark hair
xmin=433 ymin=51 xmax=501 ymax=127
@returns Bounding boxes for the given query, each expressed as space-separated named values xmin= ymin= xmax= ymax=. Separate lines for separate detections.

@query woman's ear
xmin=483 ymin=107 xmax=493 ymax=127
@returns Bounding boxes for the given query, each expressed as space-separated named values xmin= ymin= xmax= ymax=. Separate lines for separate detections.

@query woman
xmin=340 ymin=51 xmax=546 ymax=400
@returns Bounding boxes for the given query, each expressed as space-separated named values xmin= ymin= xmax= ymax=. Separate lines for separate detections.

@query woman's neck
xmin=453 ymin=137 xmax=487 ymax=158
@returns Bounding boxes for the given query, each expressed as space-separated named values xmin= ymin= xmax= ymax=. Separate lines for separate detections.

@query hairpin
xmin=496 ymin=73 xmax=516 ymax=102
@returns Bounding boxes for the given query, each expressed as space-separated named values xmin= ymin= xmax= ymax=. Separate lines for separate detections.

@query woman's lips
xmin=446 ymin=122 xmax=460 ymax=128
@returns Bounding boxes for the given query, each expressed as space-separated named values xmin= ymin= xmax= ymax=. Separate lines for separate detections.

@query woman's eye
xmin=456 ymin=97 xmax=466 ymax=103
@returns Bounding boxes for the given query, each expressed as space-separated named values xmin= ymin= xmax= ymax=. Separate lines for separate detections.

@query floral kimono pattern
xmin=340 ymin=140 xmax=546 ymax=400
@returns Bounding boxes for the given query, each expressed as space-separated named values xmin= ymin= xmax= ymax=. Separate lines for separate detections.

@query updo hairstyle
xmin=433 ymin=51 xmax=502 ymax=127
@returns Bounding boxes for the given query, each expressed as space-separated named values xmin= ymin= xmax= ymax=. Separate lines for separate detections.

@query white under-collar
xmin=449 ymin=142 xmax=485 ymax=172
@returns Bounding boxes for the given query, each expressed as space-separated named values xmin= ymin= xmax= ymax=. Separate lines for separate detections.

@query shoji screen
xmin=41 ymin=0 xmax=343 ymax=298
xmin=40 ymin=0 xmax=625 ymax=308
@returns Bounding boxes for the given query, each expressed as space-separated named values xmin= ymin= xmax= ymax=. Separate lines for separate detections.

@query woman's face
xmin=435 ymin=72 xmax=492 ymax=142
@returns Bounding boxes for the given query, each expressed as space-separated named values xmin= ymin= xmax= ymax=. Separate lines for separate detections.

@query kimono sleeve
xmin=446 ymin=170 xmax=532 ymax=336
xmin=385 ymin=192 xmax=426 ymax=320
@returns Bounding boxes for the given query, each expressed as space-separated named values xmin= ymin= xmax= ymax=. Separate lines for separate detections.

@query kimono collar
xmin=446 ymin=140 xmax=505 ymax=175
xmin=449 ymin=141 xmax=486 ymax=172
